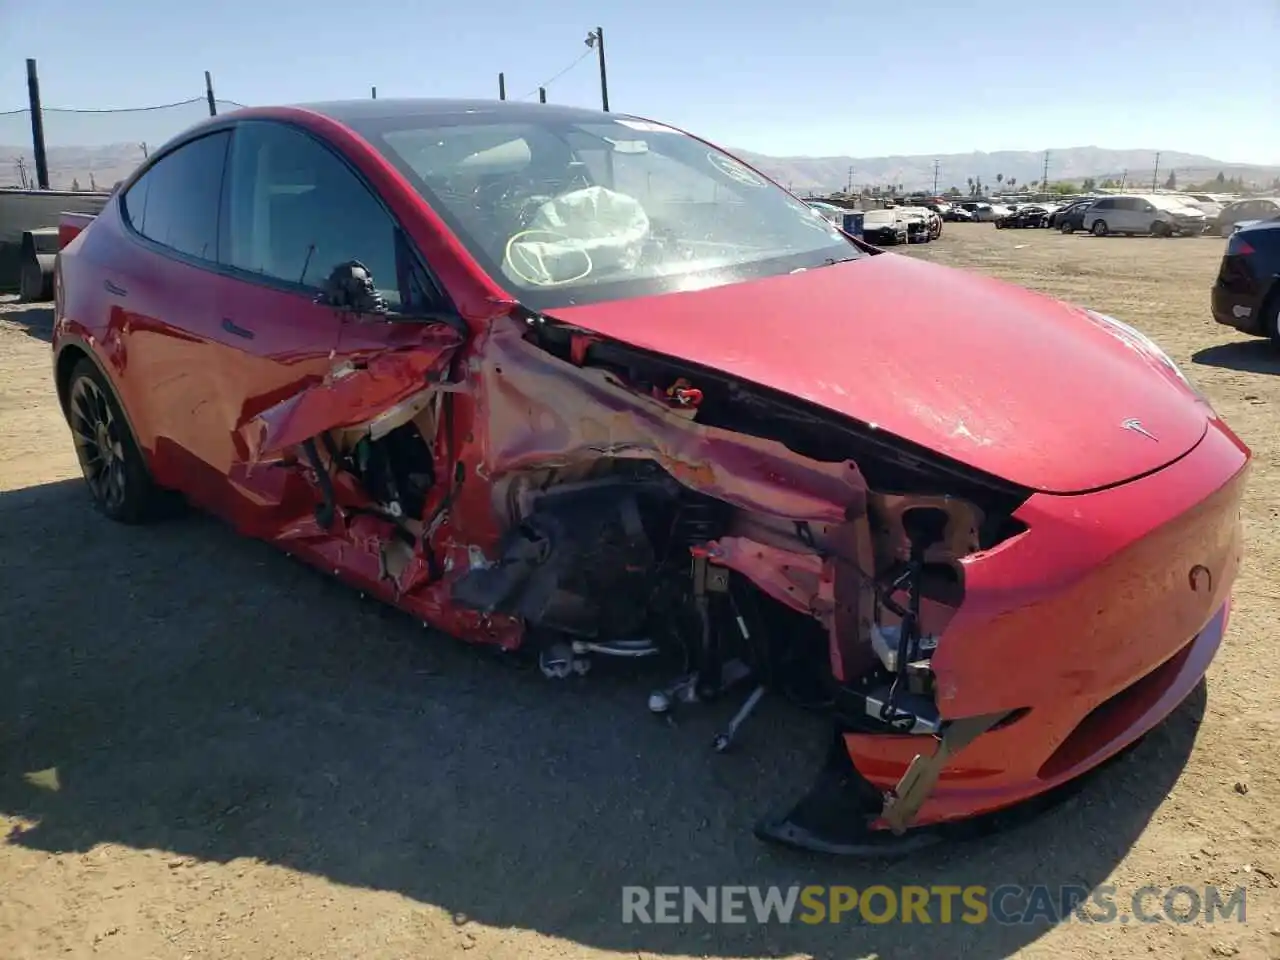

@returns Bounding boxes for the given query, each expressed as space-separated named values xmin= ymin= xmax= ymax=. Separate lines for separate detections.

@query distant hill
xmin=732 ymin=146 xmax=1280 ymax=195
xmin=1 ymin=143 xmax=146 ymax=192
xmin=3 ymin=140 xmax=1277 ymax=196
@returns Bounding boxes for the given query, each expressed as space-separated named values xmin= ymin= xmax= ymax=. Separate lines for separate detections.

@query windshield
xmin=350 ymin=111 xmax=860 ymax=310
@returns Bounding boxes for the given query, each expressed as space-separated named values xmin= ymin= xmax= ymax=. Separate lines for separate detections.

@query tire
xmin=64 ymin=359 xmax=163 ymax=524
xmin=1151 ymin=221 xmax=1170 ymax=237
xmin=1263 ymin=292 xmax=1280 ymax=346
xmin=1092 ymin=220 xmax=1109 ymax=237
xmin=1060 ymin=221 xmax=1074 ymax=234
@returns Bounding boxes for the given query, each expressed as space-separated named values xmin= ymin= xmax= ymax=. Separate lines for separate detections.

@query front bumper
xmin=763 ymin=418 xmax=1248 ymax=850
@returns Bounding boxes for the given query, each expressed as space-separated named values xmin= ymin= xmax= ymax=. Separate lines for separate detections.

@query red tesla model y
xmin=52 ymin=99 xmax=1249 ymax=854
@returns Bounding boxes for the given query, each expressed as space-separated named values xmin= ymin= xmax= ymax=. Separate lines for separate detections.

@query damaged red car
xmin=52 ymin=99 xmax=1249 ymax=855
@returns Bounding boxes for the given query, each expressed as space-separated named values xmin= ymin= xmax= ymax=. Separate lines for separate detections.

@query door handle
xmin=222 ymin=318 xmax=255 ymax=340
xmin=103 ymin=279 xmax=127 ymax=296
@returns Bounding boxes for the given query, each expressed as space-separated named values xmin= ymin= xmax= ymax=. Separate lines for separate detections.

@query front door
xmin=212 ymin=118 xmax=462 ymax=534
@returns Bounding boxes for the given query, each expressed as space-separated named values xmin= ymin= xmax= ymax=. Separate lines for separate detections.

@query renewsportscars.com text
xmin=621 ymin=884 xmax=1247 ymax=926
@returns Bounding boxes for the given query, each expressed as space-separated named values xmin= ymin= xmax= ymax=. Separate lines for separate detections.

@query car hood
xmin=547 ymin=254 xmax=1207 ymax=494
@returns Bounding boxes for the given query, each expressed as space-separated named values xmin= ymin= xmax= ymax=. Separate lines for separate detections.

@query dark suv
xmin=1052 ymin=199 xmax=1096 ymax=234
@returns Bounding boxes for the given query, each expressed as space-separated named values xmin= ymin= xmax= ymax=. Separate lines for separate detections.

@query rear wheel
xmin=1091 ymin=220 xmax=1109 ymax=237
xmin=1151 ymin=221 xmax=1171 ymax=237
xmin=1060 ymin=221 xmax=1074 ymax=234
xmin=1263 ymin=293 xmax=1280 ymax=346
xmin=65 ymin=359 xmax=161 ymax=523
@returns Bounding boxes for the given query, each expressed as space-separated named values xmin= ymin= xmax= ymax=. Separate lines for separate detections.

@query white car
xmin=959 ymin=202 xmax=1009 ymax=222
xmin=899 ymin=205 xmax=942 ymax=239
xmin=1082 ymin=194 xmax=1207 ymax=237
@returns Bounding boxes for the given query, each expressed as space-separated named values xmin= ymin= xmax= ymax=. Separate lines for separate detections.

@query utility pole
xmin=539 ymin=87 xmax=547 ymax=103
xmin=25 ymin=58 xmax=49 ymax=189
xmin=846 ymin=165 xmax=853 ymax=194
xmin=1042 ymin=150 xmax=1050 ymax=192
xmin=585 ymin=27 xmax=609 ymax=111
xmin=498 ymin=72 xmax=506 ymax=100
xmin=15 ymin=157 xmax=30 ymax=190
xmin=1151 ymin=152 xmax=1161 ymax=192
xmin=204 ymin=71 xmax=217 ymax=116
xmin=371 ymin=86 xmax=377 ymax=99
xmin=932 ymin=159 xmax=940 ymax=195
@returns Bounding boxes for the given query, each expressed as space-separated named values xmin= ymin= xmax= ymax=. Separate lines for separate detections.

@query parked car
xmin=943 ymin=205 xmax=976 ymax=222
xmin=1175 ymin=193 xmax=1223 ymax=219
xmin=960 ymin=202 xmax=1009 ymax=222
xmin=1211 ymin=219 xmax=1279 ymax=343
xmin=861 ymin=207 xmax=908 ymax=244
xmin=899 ymin=208 xmax=932 ymax=243
xmin=924 ymin=200 xmax=955 ymax=221
xmin=900 ymin=205 xmax=942 ymax=239
xmin=1050 ymin=198 xmax=1096 ymax=233
xmin=1211 ymin=198 xmax=1280 ymax=238
xmin=995 ymin=205 xmax=1051 ymax=228
xmin=1083 ymin=194 xmax=1208 ymax=237
xmin=805 ymin=200 xmax=846 ymax=226
xmin=53 ymin=97 xmax=1250 ymax=856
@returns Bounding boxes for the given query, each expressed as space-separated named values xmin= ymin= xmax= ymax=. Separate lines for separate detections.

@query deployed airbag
xmin=503 ymin=186 xmax=650 ymax=287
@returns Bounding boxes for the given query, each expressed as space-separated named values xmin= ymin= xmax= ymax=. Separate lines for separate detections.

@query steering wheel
xmin=503 ymin=229 xmax=594 ymax=286
xmin=473 ymin=177 xmax=555 ymax=229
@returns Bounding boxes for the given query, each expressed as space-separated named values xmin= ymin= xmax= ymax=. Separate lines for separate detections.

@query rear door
xmin=109 ymin=129 xmax=233 ymax=498
xmin=212 ymin=119 xmax=462 ymax=531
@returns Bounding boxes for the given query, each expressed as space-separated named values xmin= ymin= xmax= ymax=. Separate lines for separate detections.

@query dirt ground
xmin=1 ymin=225 xmax=1277 ymax=960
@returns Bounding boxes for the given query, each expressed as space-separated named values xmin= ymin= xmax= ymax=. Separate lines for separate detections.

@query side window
xmin=223 ymin=121 xmax=404 ymax=308
xmin=1093 ymin=198 xmax=1115 ymax=211
xmin=121 ymin=131 xmax=229 ymax=261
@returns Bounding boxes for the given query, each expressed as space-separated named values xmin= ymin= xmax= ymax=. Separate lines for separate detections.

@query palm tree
xmin=966 ymin=177 xmax=974 ymax=195
xmin=997 ymin=173 xmax=1004 ymax=188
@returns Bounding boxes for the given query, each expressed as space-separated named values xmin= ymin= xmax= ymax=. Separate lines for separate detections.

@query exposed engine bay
xmin=254 ymin=306 xmax=1032 ymax=850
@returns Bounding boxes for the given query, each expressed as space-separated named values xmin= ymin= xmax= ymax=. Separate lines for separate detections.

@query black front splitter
xmin=755 ymin=726 xmax=1111 ymax=858
xmin=753 ymin=730 xmax=943 ymax=858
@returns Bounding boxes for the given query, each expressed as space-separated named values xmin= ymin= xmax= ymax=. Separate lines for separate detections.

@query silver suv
xmin=1082 ymin=194 xmax=1207 ymax=237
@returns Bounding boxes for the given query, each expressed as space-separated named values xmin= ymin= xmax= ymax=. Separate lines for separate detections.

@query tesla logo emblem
xmin=1121 ymin=418 xmax=1158 ymax=441
xmin=1189 ymin=565 xmax=1212 ymax=593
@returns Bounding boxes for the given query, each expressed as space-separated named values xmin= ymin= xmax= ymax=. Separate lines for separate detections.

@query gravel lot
xmin=1 ymin=224 xmax=1277 ymax=960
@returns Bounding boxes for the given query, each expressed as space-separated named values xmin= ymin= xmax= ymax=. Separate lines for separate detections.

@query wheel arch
xmin=1258 ymin=275 xmax=1280 ymax=341
xmin=54 ymin=337 xmax=146 ymax=451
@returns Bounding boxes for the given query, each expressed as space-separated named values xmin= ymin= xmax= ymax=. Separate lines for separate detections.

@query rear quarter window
xmin=121 ymin=131 xmax=230 ymax=262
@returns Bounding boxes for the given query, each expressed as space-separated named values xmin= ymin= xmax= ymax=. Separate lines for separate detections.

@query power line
xmin=0 ymin=95 xmax=211 ymax=116
xmin=517 ymin=47 xmax=594 ymax=101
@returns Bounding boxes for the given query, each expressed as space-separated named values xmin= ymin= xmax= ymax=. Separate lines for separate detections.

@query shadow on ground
xmin=1191 ymin=339 xmax=1280 ymax=375
xmin=0 ymin=479 xmax=1208 ymax=960
xmin=0 ymin=300 xmax=54 ymax=342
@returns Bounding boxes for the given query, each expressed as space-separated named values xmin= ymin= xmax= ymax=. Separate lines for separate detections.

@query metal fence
xmin=2 ymin=43 xmax=610 ymax=193
xmin=0 ymin=62 xmax=250 ymax=191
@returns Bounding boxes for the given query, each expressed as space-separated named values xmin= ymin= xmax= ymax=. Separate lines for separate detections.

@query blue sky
xmin=1 ymin=0 xmax=1277 ymax=163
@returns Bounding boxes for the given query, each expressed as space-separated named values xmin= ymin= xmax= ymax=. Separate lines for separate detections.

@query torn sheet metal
xmin=240 ymin=335 xmax=460 ymax=464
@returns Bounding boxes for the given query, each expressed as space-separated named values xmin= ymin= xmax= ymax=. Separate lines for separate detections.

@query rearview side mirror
xmin=316 ymin=260 xmax=388 ymax=316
